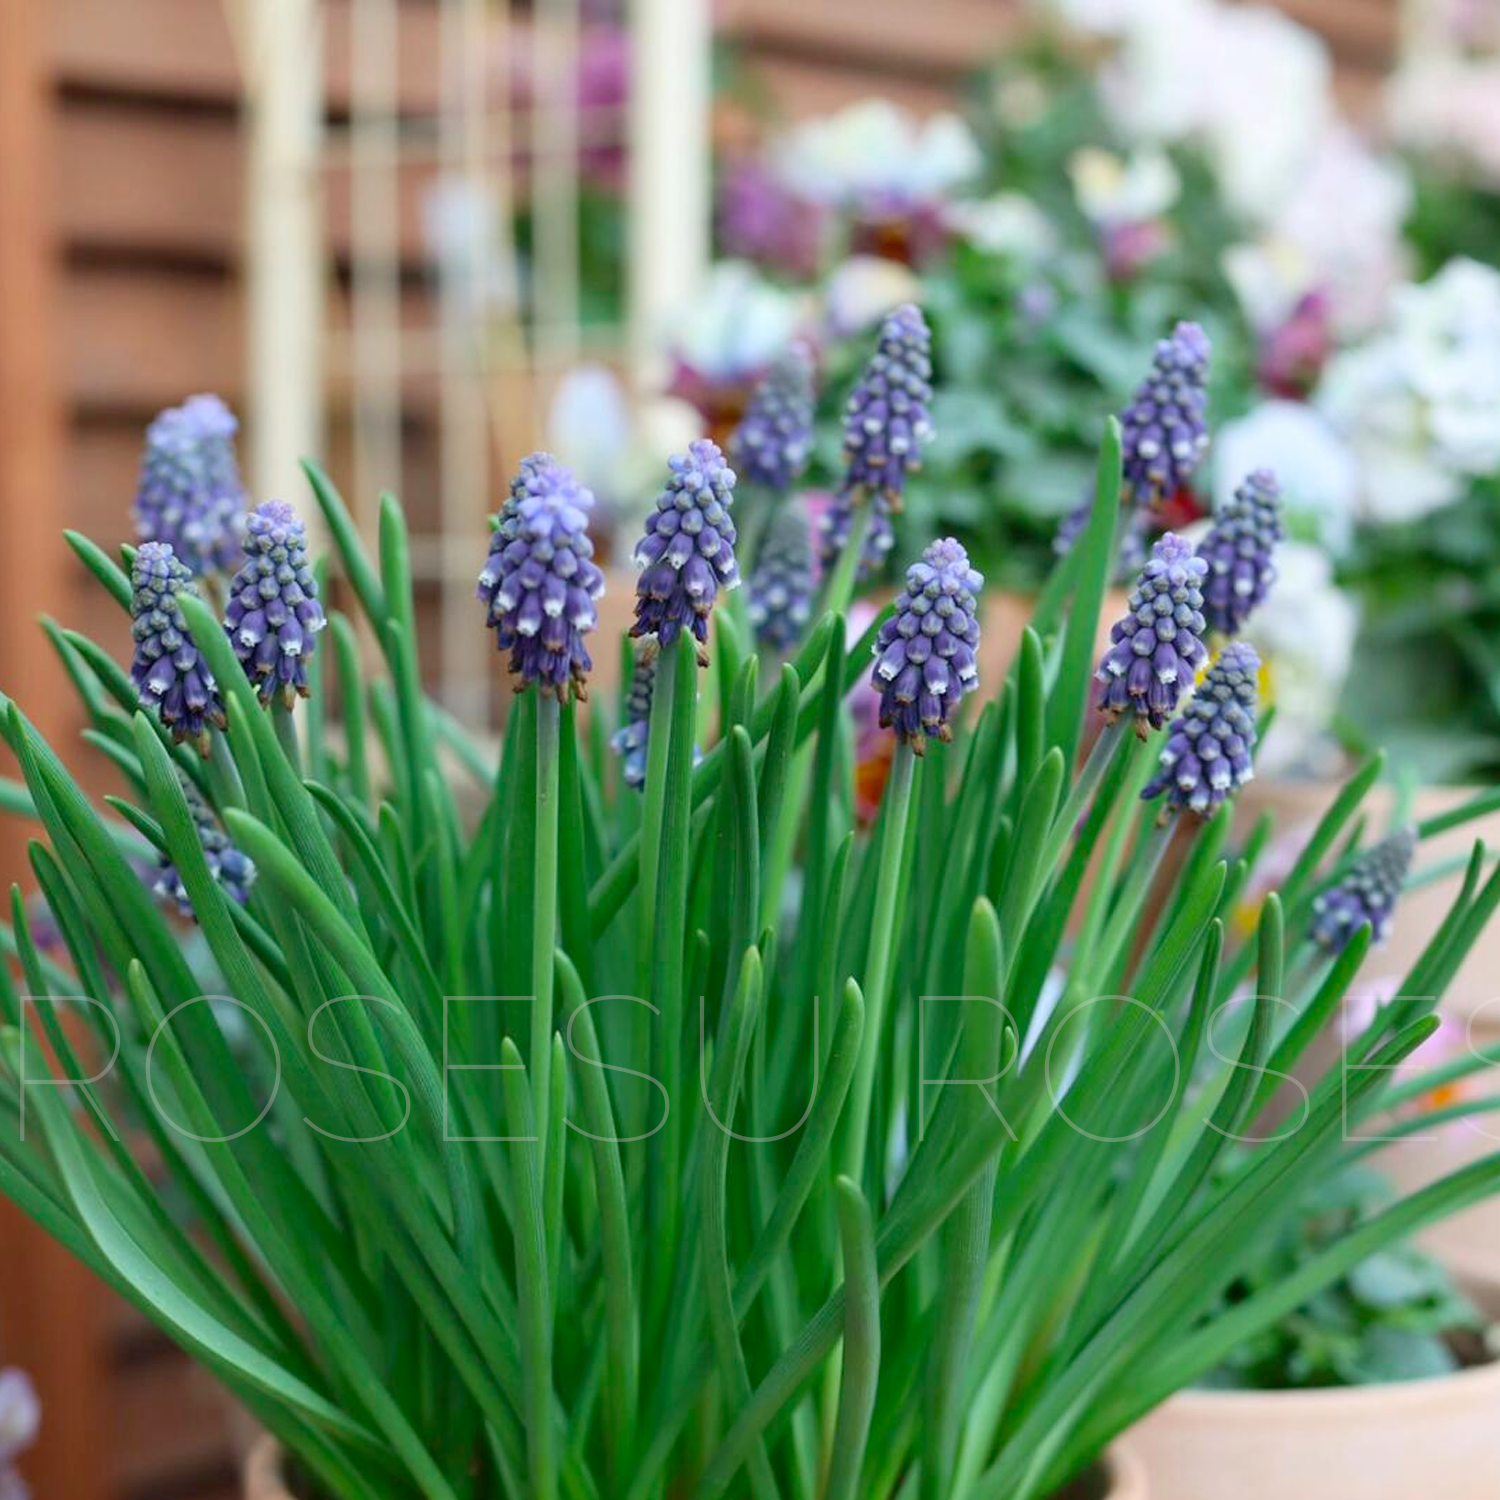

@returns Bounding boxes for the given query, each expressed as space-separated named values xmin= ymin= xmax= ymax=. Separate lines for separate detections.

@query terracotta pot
xmin=1236 ymin=778 xmax=1500 ymax=1304
xmin=1129 ymin=1357 xmax=1500 ymax=1500
xmin=1100 ymin=1443 xmax=1149 ymax=1500
xmin=244 ymin=1436 xmax=1149 ymax=1500
xmin=245 ymin=1436 xmax=292 ymax=1500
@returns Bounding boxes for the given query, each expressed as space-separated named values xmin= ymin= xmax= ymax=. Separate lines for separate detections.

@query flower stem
xmin=821 ymin=501 xmax=875 ymax=623
xmin=841 ymin=740 xmax=919 ymax=1189
xmin=637 ymin=636 xmax=679 ymax=994
xmin=533 ymin=692 xmax=561 ymax=1132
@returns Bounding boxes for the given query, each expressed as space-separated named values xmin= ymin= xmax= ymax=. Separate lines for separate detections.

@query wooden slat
xmin=54 ymin=102 xmax=242 ymax=259
xmin=723 ymin=0 xmax=1012 ymax=77
xmin=0 ymin=8 xmax=111 ymax=1498
xmin=113 ymin=1345 xmax=236 ymax=1497
xmin=49 ymin=0 xmax=443 ymax=114
xmin=1277 ymin=0 xmax=1399 ymax=64
xmin=54 ymin=98 xmax=443 ymax=265
xmin=738 ymin=51 xmax=965 ymax=121
xmin=59 ymin=263 xmax=462 ymax=414
xmin=62 ymin=265 xmax=243 ymax=411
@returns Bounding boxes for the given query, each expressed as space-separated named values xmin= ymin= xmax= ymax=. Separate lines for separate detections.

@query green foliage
xmin=1201 ymin=1164 xmax=1482 ymax=1390
xmin=0 ymin=439 xmax=1499 ymax=1500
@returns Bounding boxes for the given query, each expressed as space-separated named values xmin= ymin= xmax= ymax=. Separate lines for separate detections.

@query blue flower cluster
xmin=478 ymin=454 xmax=606 ymax=700
xmin=133 ymin=394 xmax=247 ymax=576
xmin=871 ymin=537 xmax=983 ymax=752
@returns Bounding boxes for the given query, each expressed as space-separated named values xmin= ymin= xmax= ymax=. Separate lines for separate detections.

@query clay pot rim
xmin=247 ymin=1434 xmax=1151 ymax=1500
xmin=1104 ymin=1439 xmax=1148 ymax=1500
xmin=1160 ymin=1352 xmax=1500 ymax=1419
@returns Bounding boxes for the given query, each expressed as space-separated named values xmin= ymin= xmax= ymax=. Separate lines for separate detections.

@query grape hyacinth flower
xmin=631 ymin=440 xmax=740 ymax=658
xmin=1095 ymin=532 xmax=1209 ymax=735
xmin=871 ymin=537 xmax=982 ymax=753
xmin=154 ymin=782 xmax=257 ymax=920
xmin=819 ymin=491 xmax=894 ymax=584
xmin=611 ymin=655 xmax=658 ymax=791
xmin=477 ymin=454 xmax=606 ymax=700
xmin=1199 ymin=468 xmax=1284 ymax=636
xmin=132 ymin=394 xmax=247 ymax=576
xmin=841 ymin=303 xmax=934 ymax=508
xmin=130 ymin=542 xmax=225 ymax=754
xmin=224 ymin=501 xmax=326 ymax=709
xmin=610 ymin=654 xmax=703 ymax=790
xmin=1312 ymin=826 xmax=1417 ymax=954
xmin=1142 ymin=641 xmax=1260 ymax=816
xmin=749 ymin=500 xmax=818 ymax=651
xmin=1120 ymin=321 xmax=1211 ymax=511
xmin=730 ymin=342 xmax=815 ymax=493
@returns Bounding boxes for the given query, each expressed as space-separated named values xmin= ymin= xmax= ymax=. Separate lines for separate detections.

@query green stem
xmin=637 ymin=639 xmax=680 ymax=996
xmin=271 ymin=698 xmax=303 ymax=775
xmin=841 ymin=741 xmax=919 ymax=1188
xmin=533 ymin=693 xmax=561 ymax=1131
xmin=821 ymin=502 xmax=875 ymax=623
xmin=1038 ymin=722 xmax=1129 ymax=876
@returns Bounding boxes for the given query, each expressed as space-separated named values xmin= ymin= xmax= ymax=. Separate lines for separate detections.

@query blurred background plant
xmin=0 ymin=1367 xmax=38 ymax=1500
xmin=694 ymin=0 xmax=1500 ymax=780
xmin=1201 ymin=1162 xmax=1487 ymax=1389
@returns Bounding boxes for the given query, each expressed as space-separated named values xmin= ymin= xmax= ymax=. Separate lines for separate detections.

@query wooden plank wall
xmin=0 ymin=2 xmax=1398 ymax=1498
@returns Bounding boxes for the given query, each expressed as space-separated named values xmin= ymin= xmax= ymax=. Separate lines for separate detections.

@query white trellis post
xmin=627 ymin=0 xmax=713 ymax=391
xmin=241 ymin=0 xmax=327 ymax=510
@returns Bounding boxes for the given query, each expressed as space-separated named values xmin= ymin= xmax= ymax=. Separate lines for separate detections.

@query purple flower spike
xmin=1120 ymin=321 xmax=1211 ymax=511
xmin=1312 ymin=827 xmax=1417 ymax=954
xmin=631 ymin=439 xmax=740 ymax=659
xmin=130 ymin=542 xmax=225 ymax=754
xmin=731 ymin=342 xmax=815 ymax=493
xmin=749 ymin=501 xmax=818 ymax=651
xmin=611 ymin=655 xmax=657 ymax=791
xmin=223 ymin=501 xmax=326 ymax=709
xmin=1142 ymin=641 xmax=1259 ymax=816
xmin=133 ymin=394 xmax=247 ymax=576
xmin=154 ymin=780 xmax=257 ymax=921
xmin=841 ymin=303 xmax=934 ymax=509
xmin=819 ymin=490 xmax=894 ymax=585
xmin=478 ymin=454 xmax=606 ymax=701
xmin=610 ymin=654 xmax=702 ymax=790
xmin=1095 ymin=532 xmax=1209 ymax=735
xmin=1200 ymin=468 xmax=1283 ymax=636
xmin=871 ymin=537 xmax=983 ymax=754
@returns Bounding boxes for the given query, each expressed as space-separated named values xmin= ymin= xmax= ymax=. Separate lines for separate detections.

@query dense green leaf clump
xmin=0 ymin=409 xmax=1498 ymax=1500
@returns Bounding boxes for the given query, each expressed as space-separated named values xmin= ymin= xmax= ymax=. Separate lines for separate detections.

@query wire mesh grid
xmin=326 ymin=0 xmax=630 ymax=727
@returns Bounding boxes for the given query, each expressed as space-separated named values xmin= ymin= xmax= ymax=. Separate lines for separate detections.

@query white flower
xmin=546 ymin=366 xmax=702 ymax=527
xmin=1222 ymin=128 xmax=1410 ymax=339
xmin=1068 ymin=145 xmax=1180 ymax=225
xmin=772 ymin=100 xmax=982 ymax=210
xmin=1388 ymin=58 xmax=1500 ymax=187
xmin=546 ymin=366 xmax=634 ymax=501
xmin=1214 ymin=401 xmax=1358 ymax=555
xmin=667 ymin=262 xmax=807 ymax=384
xmin=1316 ymin=257 xmax=1500 ymax=522
xmin=1263 ymin=125 xmax=1410 ymax=335
xmin=822 ymin=256 xmax=923 ymax=341
xmin=942 ymin=193 xmax=1058 ymax=259
xmin=1101 ymin=0 xmax=1332 ymax=222
xmin=0 ymin=1371 xmax=38 ymax=1467
xmin=420 ymin=175 xmax=515 ymax=311
xmin=1248 ymin=541 xmax=1358 ymax=776
xmin=1222 ymin=240 xmax=1312 ymax=333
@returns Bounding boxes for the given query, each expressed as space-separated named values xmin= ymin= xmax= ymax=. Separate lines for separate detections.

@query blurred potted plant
xmin=1131 ymin=1165 xmax=1500 ymax=1500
